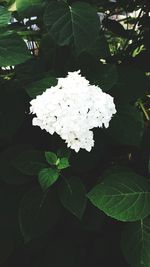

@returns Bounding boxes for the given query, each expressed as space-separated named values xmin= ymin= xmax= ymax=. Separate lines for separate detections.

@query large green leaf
xmin=87 ymin=168 xmax=150 ymax=221
xmin=38 ymin=168 xmax=60 ymax=191
xmin=0 ymin=7 xmax=11 ymax=27
xmin=96 ymin=64 xmax=118 ymax=91
xmin=112 ymin=66 xmax=149 ymax=102
xmin=107 ymin=105 xmax=144 ymax=146
xmin=44 ymin=1 xmax=100 ymax=54
xmin=26 ymin=77 xmax=57 ymax=98
xmin=86 ymin=63 xmax=118 ymax=92
xmin=86 ymin=34 xmax=110 ymax=59
xmin=19 ymin=187 xmax=61 ymax=242
xmin=16 ymin=0 xmax=44 ymax=16
xmin=58 ymin=177 xmax=87 ymax=219
xmin=122 ymin=218 xmax=150 ymax=267
xmin=12 ymin=150 xmax=47 ymax=176
xmin=0 ymin=33 xmax=31 ymax=67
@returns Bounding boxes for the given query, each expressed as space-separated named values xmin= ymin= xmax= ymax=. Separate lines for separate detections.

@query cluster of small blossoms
xmin=30 ymin=71 xmax=116 ymax=152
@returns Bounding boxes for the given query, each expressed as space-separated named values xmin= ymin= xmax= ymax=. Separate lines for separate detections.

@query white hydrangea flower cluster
xmin=30 ymin=71 xmax=116 ymax=152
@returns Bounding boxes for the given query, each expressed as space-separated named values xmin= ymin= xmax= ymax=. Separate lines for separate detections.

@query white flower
xmin=30 ymin=70 xmax=116 ymax=152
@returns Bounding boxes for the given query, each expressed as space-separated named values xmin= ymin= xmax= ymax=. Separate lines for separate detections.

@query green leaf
xmin=14 ymin=58 xmax=42 ymax=85
xmin=38 ymin=168 xmax=60 ymax=191
xmin=58 ymin=177 xmax=87 ymax=219
xmin=0 ymin=7 xmax=11 ymax=27
xmin=45 ymin=152 xmax=58 ymax=165
xmin=44 ymin=1 xmax=100 ymax=54
xmin=0 ymin=33 xmax=31 ymax=67
xmin=87 ymin=34 xmax=110 ymax=59
xmin=113 ymin=66 xmax=149 ymax=102
xmin=57 ymin=158 xmax=70 ymax=170
xmin=16 ymin=0 xmax=44 ymax=16
xmin=97 ymin=64 xmax=118 ymax=91
xmin=0 ymin=145 xmax=33 ymax=184
xmin=121 ymin=218 xmax=150 ymax=267
xmin=26 ymin=77 xmax=57 ymax=98
xmin=103 ymin=18 xmax=128 ymax=38
xmin=87 ymin=63 xmax=118 ymax=92
xmin=12 ymin=150 xmax=47 ymax=176
xmin=107 ymin=105 xmax=144 ymax=146
xmin=19 ymin=187 xmax=61 ymax=242
xmin=87 ymin=168 xmax=150 ymax=221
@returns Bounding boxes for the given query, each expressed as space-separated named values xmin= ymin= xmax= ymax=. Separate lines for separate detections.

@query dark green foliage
xmin=12 ymin=150 xmax=47 ymax=175
xmin=0 ymin=145 xmax=34 ymax=184
xmin=0 ymin=33 xmax=31 ymax=67
xmin=57 ymin=157 xmax=70 ymax=170
xmin=107 ymin=105 xmax=144 ymax=146
xmin=44 ymin=1 xmax=100 ymax=55
xmin=88 ymin=168 xmax=150 ymax=221
xmin=121 ymin=218 xmax=150 ymax=267
xmin=19 ymin=187 xmax=61 ymax=242
xmin=45 ymin=151 xmax=58 ymax=165
xmin=0 ymin=0 xmax=149 ymax=266
xmin=26 ymin=76 xmax=57 ymax=98
xmin=58 ymin=176 xmax=87 ymax=219
xmin=38 ymin=168 xmax=60 ymax=191
xmin=0 ymin=7 xmax=11 ymax=27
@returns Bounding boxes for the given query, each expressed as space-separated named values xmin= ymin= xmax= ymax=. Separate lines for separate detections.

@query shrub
xmin=0 ymin=0 xmax=150 ymax=266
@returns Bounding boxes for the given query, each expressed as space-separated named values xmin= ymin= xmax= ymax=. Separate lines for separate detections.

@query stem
xmin=29 ymin=18 xmax=35 ymax=56
xmin=139 ymin=101 xmax=150 ymax=121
